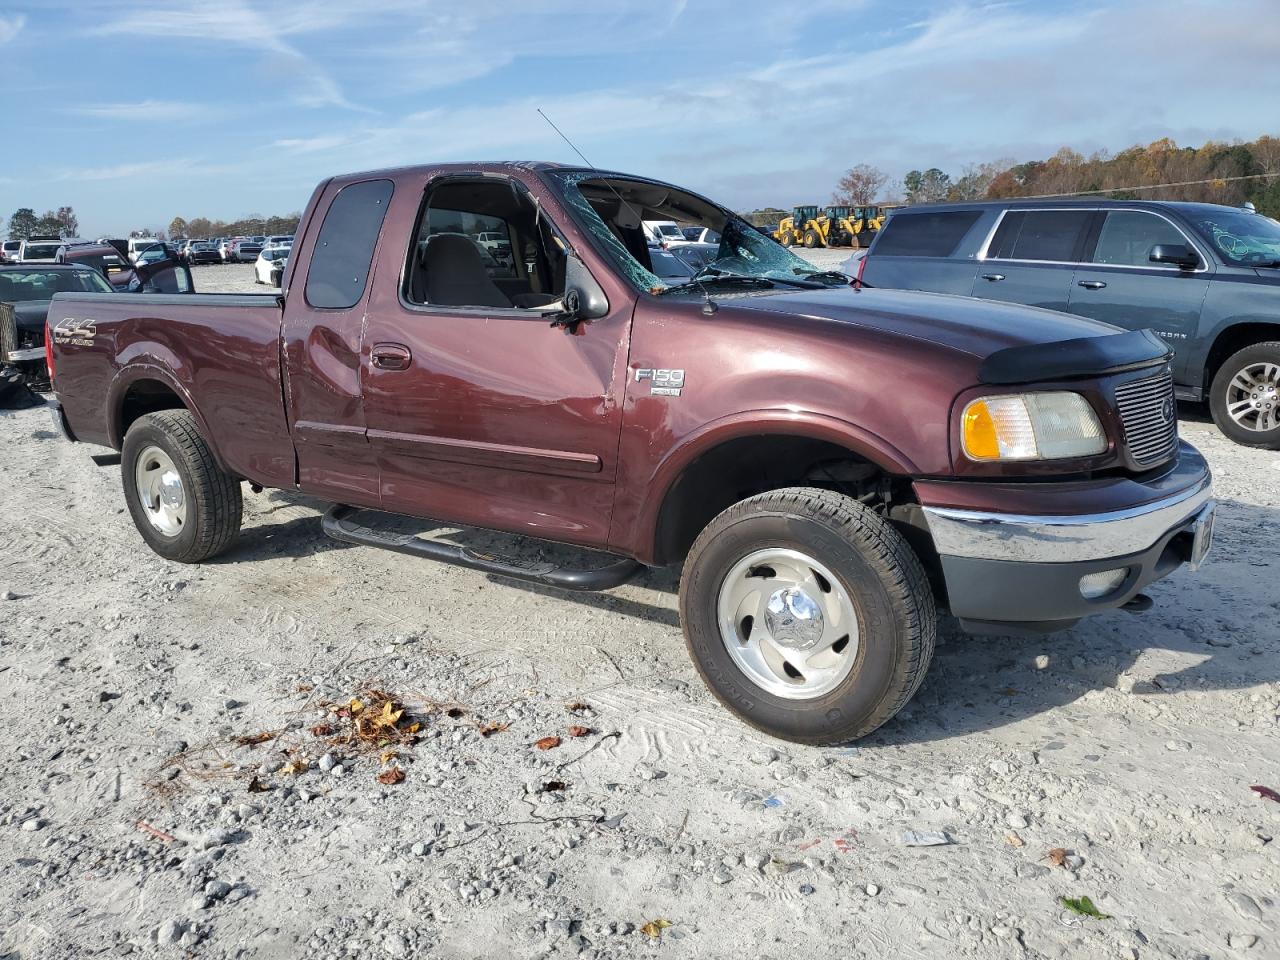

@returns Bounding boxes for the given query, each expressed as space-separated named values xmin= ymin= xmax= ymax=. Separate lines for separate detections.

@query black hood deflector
xmin=978 ymin=329 xmax=1171 ymax=385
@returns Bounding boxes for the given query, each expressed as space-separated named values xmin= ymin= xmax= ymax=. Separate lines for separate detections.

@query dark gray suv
xmin=859 ymin=199 xmax=1280 ymax=448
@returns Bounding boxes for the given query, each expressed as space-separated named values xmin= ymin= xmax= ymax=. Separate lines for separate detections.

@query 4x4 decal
xmin=52 ymin=318 xmax=96 ymax=346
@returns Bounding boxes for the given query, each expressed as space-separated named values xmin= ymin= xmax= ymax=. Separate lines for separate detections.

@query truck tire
xmin=121 ymin=410 xmax=243 ymax=562
xmin=803 ymin=229 xmax=819 ymax=249
xmin=679 ymin=487 xmax=935 ymax=744
xmin=1209 ymin=341 xmax=1280 ymax=449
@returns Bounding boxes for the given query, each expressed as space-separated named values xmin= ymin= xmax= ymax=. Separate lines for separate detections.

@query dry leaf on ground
xmin=640 ymin=919 xmax=673 ymax=939
xmin=534 ymin=736 xmax=561 ymax=751
xmin=376 ymin=767 xmax=405 ymax=786
xmin=567 ymin=725 xmax=592 ymax=738
xmin=1046 ymin=847 xmax=1068 ymax=867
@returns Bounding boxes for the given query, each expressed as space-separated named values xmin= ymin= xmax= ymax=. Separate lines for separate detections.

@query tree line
xmin=743 ymin=134 xmax=1280 ymax=223
xmin=4 ymin=207 xmax=80 ymax=240
xmin=166 ymin=213 xmax=302 ymax=241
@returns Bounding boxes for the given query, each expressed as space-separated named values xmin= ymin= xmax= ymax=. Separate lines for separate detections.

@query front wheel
xmin=803 ymin=229 xmax=819 ymax=248
xmin=1209 ymin=341 xmax=1280 ymax=448
xmin=679 ymin=487 xmax=935 ymax=744
xmin=122 ymin=410 xmax=243 ymax=562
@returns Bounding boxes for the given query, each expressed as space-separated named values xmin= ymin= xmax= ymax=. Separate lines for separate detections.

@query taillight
xmin=45 ymin=319 xmax=55 ymax=381
xmin=854 ymin=254 xmax=868 ymax=289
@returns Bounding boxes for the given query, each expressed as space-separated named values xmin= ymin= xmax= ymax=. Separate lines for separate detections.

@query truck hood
xmin=725 ymin=286 xmax=1121 ymax=359
xmin=722 ymin=286 xmax=1172 ymax=384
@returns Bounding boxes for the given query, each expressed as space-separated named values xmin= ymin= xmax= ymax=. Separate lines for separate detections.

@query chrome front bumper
xmin=920 ymin=443 xmax=1214 ymax=629
xmin=922 ymin=472 xmax=1213 ymax=565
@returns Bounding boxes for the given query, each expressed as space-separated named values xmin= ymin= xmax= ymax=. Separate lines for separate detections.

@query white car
xmin=643 ymin=220 xmax=687 ymax=247
xmin=19 ymin=237 xmax=65 ymax=262
xmin=1 ymin=240 xmax=21 ymax=264
xmin=255 ymin=246 xmax=290 ymax=286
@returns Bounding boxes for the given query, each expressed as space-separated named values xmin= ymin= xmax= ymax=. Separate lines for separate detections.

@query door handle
xmin=1077 ymin=280 xmax=1107 ymax=290
xmin=371 ymin=343 xmax=412 ymax=371
xmin=980 ymin=273 xmax=1005 ymax=282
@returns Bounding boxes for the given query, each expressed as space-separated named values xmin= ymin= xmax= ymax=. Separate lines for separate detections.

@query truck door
xmin=283 ymin=177 xmax=394 ymax=506
xmin=1067 ymin=209 xmax=1211 ymax=383
xmin=971 ymin=208 xmax=1094 ymax=312
xmin=359 ymin=172 xmax=631 ymax=548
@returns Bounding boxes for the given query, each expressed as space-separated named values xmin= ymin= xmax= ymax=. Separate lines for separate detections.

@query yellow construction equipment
xmin=776 ymin=203 xmax=903 ymax=248
xmin=847 ymin=205 xmax=900 ymax=247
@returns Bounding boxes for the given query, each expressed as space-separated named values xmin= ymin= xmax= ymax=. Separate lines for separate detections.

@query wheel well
xmin=652 ymin=435 xmax=915 ymax=567
xmin=1205 ymin=322 xmax=1280 ymax=391
xmin=119 ymin=379 xmax=187 ymax=440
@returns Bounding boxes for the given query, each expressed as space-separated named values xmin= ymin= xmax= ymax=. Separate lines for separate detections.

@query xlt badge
xmin=635 ymin=368 xmax=685 ymax=397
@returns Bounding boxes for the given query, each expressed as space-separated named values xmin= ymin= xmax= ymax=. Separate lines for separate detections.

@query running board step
xmin=321 ymin=504 xmax=643 ymax=592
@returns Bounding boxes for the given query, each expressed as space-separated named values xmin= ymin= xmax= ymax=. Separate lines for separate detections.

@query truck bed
xmin=50 ymin=292 xmax=295 ymax=489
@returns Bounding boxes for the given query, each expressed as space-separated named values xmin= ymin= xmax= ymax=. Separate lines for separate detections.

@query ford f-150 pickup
xmin=46 ymin=161 xmax=1216 ymax=744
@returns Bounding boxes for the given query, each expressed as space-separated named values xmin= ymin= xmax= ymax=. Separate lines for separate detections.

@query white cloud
xmin=68 ymin=100 xmax=211 ymax=122
xmin=89 ymin=2 xmax=365 ymax=111
xmin=273 ymin=135 xmax=351 ymax=154
xmin=0 ymin=14 xmax=25 ymax=44
xmin=52 ymin=160 xmax=185 ymax=182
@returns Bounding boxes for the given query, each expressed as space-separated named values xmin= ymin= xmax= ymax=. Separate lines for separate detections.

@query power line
xmin=1020 ymin=170 xmax=1280 ymax=200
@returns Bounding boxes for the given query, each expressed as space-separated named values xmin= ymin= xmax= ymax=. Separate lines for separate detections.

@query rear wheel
xmin=679 ymin=487 xmax=935 ymax=744
xmin=1209 ymin=341 xmax=1280 ymax=448
xmin=121 ymin=410 xmax=243 ymax=562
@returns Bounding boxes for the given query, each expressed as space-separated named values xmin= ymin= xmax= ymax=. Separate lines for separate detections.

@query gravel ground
xmin=0 ymin=255 xmax=1278 ymax=959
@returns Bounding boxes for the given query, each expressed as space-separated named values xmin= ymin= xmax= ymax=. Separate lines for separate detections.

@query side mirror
xmin=1149 ymin=244 xmax=1199 ymax=270
xmin=548 ymin=257 xmax=608 ymax=332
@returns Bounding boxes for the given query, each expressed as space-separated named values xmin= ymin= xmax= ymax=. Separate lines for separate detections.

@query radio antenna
xmin=536 ymin=107 xmax=712 ymax=308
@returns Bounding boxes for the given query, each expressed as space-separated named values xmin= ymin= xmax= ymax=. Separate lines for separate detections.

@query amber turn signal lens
xmin=961 ymin=400 xmax=1000 ymax=460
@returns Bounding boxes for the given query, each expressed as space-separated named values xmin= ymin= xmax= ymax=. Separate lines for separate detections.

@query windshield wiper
xmin=656 ymin=271 xmax=775 ymax=295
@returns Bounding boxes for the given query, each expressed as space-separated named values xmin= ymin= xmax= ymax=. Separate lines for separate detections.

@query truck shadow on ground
xmin=467 ymin=498 xmax=1277 ymax=747
xmin=868 ymin=495 xmax=1279 ymax=745
xmin=216 ymin=494 xmax=1276 ymax=747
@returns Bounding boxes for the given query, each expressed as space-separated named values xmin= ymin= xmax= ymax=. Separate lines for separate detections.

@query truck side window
xmin=873 ymin=211 xmax=982 ymax=257
xmin=305 ymin=179 xmax=394 ymax=310
xmin=1092 ymin=211 xmax=1189 ymax=267
xmin=987 ymin=210 xmax=1092 ymax=263
xmin=404 ymin=178 xmax=565 ymax=311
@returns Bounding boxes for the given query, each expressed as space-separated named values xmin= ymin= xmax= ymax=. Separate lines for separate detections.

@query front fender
xmin=623 ymin=408 xmax=918 ymax=564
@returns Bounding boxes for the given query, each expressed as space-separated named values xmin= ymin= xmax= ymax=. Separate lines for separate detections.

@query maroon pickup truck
xmin=46 ymin=162 xmax=1216 ymax=744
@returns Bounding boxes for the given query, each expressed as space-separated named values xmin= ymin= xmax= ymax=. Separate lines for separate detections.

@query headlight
xmin=961 ymin=392 xmax=1106 ymax=461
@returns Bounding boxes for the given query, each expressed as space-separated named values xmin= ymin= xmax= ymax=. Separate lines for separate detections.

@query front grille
xmin=1115 ymin=369 xmax=1178 ymax=466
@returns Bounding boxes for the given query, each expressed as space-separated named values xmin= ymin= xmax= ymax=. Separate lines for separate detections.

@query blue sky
xmin=2 ymin=0 xmax=1277 ymax=237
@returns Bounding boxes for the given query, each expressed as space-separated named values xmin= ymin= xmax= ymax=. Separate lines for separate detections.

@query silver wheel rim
xmin=134 ymin=445 xmax=187 ymax=536
xmin=1225 ymin=361 xmax=1280 ymax=432
xmin=716 ymin=547 xmax=860 ymax=700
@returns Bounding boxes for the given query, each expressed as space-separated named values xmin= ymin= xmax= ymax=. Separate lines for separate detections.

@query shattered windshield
xmin=1188 ymin=210 xmax=1280 ymax=265
xmin=548 ymin=171 xmax=849 ymax=294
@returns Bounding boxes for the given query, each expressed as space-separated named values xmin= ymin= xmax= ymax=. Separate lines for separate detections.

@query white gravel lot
xmin=0 ymin=254 xmax=1277 ymax=959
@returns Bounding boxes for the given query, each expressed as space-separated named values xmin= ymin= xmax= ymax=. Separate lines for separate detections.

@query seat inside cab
xmin=404 ymin=179 xmax=566 ymax=310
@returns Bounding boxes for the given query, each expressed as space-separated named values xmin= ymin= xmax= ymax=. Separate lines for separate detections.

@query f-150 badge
xmin=635 ymin=368 xmax=684 ymax=397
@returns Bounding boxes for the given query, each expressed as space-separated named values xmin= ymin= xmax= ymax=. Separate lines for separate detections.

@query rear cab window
xmin=305 ymin=179 xmax=395 ymax=309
